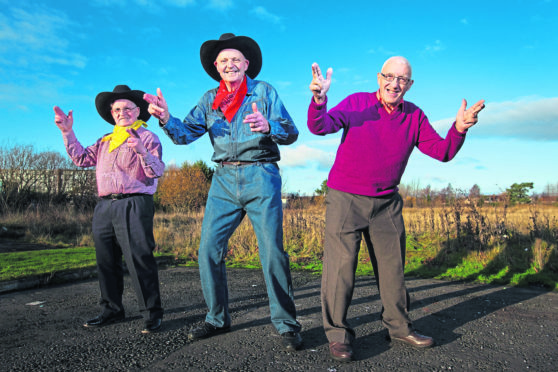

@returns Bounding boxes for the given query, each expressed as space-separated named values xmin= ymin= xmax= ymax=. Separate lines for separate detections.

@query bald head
xmin=377 ymin=56 xmax=414 ymax=112
xmin=381 ymin=56 xmax=412 ymax=79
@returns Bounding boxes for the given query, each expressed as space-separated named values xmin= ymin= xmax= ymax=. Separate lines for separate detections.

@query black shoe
xmin=141 ymin=318 xmax=163 ymax=334
xmin=188 ymin=322 xmax=230 ymax=341
xmin=84 ymin=312 xmax=125 ymax=328
xmin=281 ymin=331 xmax=303 ymax=351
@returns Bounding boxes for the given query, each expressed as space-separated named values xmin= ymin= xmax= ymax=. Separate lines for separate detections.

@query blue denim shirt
xmin=162 ymin=76 xmax=298 ymax=163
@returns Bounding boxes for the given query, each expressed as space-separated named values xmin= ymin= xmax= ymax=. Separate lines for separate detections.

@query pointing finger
xmin=314 ymin=63 xmax=322 ymax=79
xmin=157 ymin=88 xmax=164 ymax=100
xmin=252 ymin=102 xmax=258 ymax=113
xmin=143 ymin=93 xmax=158 ymax=105
xmin=127 ymin=128 xmax=140 ymax=138
xmin=325 ymin=67 xmax=333 ymax=82
xmin=459 ymin=99 xmax=467 ymax=116
xmin=54 ymin=106 xmax=66 ymax=116
xmin=311 ymin=62 xmax=319 ymax=79
xmin=473 ymin=99 xmax=486 ymax=112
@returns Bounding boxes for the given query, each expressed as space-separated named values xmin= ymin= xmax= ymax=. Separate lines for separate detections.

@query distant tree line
xmin=1 ymin=144 xmax=556 ymax=214
xmin=0 ymin=144 xmax=97 ymax=212
xmin=314 ymin=178 xmax=555 ymax=207
xmin=0 ymin=144 xmax=215 ymax=214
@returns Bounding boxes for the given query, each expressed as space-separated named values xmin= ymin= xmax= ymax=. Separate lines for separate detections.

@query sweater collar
xmin=376 ymin=90 xmax=404 ymax=114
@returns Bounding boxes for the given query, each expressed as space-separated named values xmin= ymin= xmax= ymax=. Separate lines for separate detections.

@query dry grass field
xmin=1 ymin=199 xmax=557 ymax=289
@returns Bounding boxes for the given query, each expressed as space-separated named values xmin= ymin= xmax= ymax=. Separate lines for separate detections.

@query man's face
xmin=214 ymin=49 xmax=249 ymax=87
xmin=377 ymin=58 xmax=413 ymax=110
xmin=111 ymin=99 xmax=139 ymax=127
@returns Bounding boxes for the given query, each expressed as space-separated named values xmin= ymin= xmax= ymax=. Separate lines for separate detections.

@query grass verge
xmin=0 ymin=248 xmax=175 ymax=282
xmin=0 ymin=247 xmax=97 ymax=281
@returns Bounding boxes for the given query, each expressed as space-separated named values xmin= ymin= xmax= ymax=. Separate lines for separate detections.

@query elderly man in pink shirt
xmin=54 ymin=85 xmax=165 ymax=334
xmin=308 ymin=57 xmax=485 ymax=362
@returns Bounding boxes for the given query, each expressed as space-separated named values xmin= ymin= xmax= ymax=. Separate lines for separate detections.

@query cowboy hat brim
xmin=95 ymin=85 xmax=151 ymax=125
xmin=200 ymin=34 xmax=262 ymax=82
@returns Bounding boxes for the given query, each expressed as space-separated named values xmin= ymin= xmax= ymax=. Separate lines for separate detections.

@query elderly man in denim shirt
xmin=144 ymin=33 xmax=302 ymax=350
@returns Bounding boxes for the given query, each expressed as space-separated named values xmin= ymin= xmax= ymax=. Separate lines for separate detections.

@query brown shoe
xmin=329 ymin=342 xmax=353 ymax=362
xmin=391 ymin=331 xmax=434 ymax=348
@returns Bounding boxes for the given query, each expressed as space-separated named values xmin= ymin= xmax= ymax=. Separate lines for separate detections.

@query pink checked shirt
xmin=63 ymin=127 xmax=164 ymax=197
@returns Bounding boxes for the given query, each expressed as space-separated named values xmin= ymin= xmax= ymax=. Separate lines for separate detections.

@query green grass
xmin=0 ymin=248 xmax=174 ymax=282
xmin=0 ymin=247 xmax=97 ymax=281
xmin=1 ymin=233 xmax=556 ymax=291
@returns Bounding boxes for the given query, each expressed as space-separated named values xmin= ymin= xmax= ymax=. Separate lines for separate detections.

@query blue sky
xmin=1 ymin=0 xmax=557 ymax=196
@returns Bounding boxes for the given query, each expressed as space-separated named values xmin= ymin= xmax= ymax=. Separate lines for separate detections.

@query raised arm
xmin=53 ymin=106 xmax=99 ymax=167
xmin=455 ymin=99 xmax=485 ymax=133
xmin=309 ymin=62 xmax=333 ymax=104
xmin=144 ymin=88 xmax=170 ymax=125
xmin=53 ymin=106 xmax=74 ymax=134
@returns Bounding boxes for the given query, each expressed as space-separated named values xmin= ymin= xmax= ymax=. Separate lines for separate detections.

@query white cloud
xmin=0 ymin=5 xmax=87 ymax=70
xmin=275 ymin=81 xmax=293 ymax=89
xmin=251 ymin=6 xmax=284 ymax=28
xmin=368 ymin=46 xmax=397 ymax=55
xmin=306 ymin=137 xmax=342 ymax=147
xmin=424 ymin=40 xmax=444 ymax=53
xmin=91 ymin=0 xmax=195 ymax=14
xmin=280 ymin=144 xmax=335 ymax=169
xmin=207 ymin=0 xmax=234 ymax=9
xmin=164 ymin=0 xmax=196 ymax=6
xmin=431 ymin=97 xmax=558 ymax=141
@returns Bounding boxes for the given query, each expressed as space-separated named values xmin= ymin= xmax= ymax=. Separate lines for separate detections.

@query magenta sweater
xmin=307 ymin=92 xmax=466 ymax=197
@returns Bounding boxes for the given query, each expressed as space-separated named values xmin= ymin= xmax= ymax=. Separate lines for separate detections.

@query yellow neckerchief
xmin=102 ymin=120 xmax=147 ymax=152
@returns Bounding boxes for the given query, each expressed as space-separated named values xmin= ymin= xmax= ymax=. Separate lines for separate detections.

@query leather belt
xmin=221 ymin=161 xmax=255 ymax=166
xmin=101 ymin=193 xmax=148 ymax=200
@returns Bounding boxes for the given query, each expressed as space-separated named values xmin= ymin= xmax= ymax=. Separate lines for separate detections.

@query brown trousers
xmin=321 ymin=188 xmax=412 ymax=344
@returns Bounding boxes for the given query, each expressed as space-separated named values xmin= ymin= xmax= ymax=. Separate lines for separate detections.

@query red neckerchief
xmin=212 ymin=77 xmax=248 ymax=122
xmin=376 ymin=90 xmax=403 ymax=114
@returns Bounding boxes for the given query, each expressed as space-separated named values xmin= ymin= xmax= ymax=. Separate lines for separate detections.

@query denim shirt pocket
xmin=207 ymin=112 xmax=230 ymax=139
xmin=242 ymin=97 xmax=266 ymax=138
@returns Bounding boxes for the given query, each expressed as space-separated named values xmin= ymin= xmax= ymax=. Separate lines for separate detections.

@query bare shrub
xmin=0 ymin=143 xmax=97 ymax=212
xmin=156 ymin=164 xmax=210 ymax=212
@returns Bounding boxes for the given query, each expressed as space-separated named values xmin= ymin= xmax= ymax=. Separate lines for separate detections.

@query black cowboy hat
xmin=95 ymin=85 xmax=151 ymax=125
xmin=200 ymin=33 xmax=262 ymax=82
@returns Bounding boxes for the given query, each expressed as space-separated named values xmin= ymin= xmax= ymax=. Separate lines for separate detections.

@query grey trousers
xmin=321 ymin=188 xmax=412 ymax=344
xmin=92 ymin=195 xmax=163 ymax=321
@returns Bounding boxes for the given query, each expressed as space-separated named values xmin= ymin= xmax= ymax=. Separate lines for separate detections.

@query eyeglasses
xmin=217 ymin=57 xmax=244 ymax=66
xmin=380 ymin=73 xmax=412 ymax=86
xmin=111 ymin=106 xmax=137 ymax=115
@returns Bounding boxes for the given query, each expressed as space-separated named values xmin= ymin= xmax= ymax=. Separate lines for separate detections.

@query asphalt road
xmin=1 ymin=267 xmax=556 ymax=371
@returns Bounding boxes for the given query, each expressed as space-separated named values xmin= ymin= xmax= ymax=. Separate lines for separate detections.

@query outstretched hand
xmin=53 ymin=106 xmax=73 ymax=134
xmin=309 ymin=62 xmax=332 ymax=104
xmin=144 ymin=88 xmax=169 ymax=124
xmin=126 ymin=128 xmax=147 ymax=155
xmin=243 ymin=102 xmax=270 ymax=133
xmin=455 ymin=99 xmax=485 ymax=133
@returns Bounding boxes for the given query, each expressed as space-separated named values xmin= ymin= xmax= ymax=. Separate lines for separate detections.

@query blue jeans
xmin=198 ymin=162 xmax=301 ymax=334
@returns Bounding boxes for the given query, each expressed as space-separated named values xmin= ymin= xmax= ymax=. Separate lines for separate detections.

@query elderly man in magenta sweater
xmin=307 ymin=57 xmax=485 ymax=362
